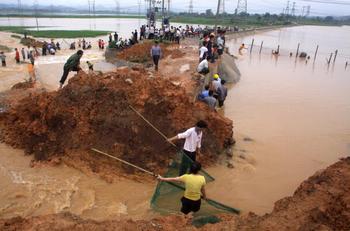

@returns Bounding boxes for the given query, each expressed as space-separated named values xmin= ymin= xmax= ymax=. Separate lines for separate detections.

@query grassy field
xmin=0 ymin=26 xmax=110 ymax=38
xmin=25 ymin=30 xmax=110 ymax=38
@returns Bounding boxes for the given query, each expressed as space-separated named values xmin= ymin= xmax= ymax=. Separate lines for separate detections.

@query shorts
xmin=181 ymin=197 xmax=201 ymax=214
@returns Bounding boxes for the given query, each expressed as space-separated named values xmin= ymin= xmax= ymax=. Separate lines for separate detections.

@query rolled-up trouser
xmin=152 ymin=55 xmax=160 ymax=70
xmin=179 ymin=149 xmax=196 ymax=176
xmin=60 ymin=66 xmax=80 ymax=84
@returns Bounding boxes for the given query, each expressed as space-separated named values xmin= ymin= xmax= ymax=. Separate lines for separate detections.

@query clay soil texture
xmin=1 ymin=157 xmax=349 ymax=230
xmin=0 ymin=67 xmax=233 ymax=180
xmin=116 ymin=41 xmax=185 ymax=63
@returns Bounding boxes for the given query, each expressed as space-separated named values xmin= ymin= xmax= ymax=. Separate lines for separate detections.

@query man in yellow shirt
xmin=158 ymin=162 xmax=207 ymax=215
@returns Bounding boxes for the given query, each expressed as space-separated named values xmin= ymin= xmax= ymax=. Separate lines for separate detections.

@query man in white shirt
xmin=167 ymin=120 xmax=208 ymax=175
xmin=199 ymin=42 xmax=208 ymax=62
xmin=197 ymin=58 xmax=209 ymax=74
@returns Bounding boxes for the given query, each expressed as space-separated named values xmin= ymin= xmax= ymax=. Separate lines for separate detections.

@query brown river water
xmin=208 ymin=25 xmax=350 ymax=214
xmin=0 ymin=25 xmax=349 ymax=219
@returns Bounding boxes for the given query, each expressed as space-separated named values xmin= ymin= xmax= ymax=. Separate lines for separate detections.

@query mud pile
xmin=1 ymin=157 xmax=349 ymax=230
xmin=0 ymin=68 xmax=233 ymax=177
xmin=116 ymin=41 xmax=184 ymax=63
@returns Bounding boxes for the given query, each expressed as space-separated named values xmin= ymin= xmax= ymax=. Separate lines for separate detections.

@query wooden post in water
xmin=328 ymin=53 xmax=333 ymax=65
xmin=250 ymin=39 xmax=255 ymax=53
xmin=259 ymin=41 xmax=264 ymax=54
xmin=313 ymin=45 xmax=319 ymax=62
xmin=346 ymin=62 xmax=348 ymax=69
xmin=296 ymin=43 xmax=300 ymax=58
xmin=277 ymin=45 xmax=280 ymax=54
xmin=333 ymin=50 xmax=338 ymax=63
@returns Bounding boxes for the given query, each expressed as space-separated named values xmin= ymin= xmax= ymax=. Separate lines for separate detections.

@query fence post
xmin=328 ymin=53 xmax=333 ymax=65
xmin=333 ymin=50 xmax=338 ymax=64
xmin=250 ymin=38 xmax=254 ymax=53
xmin=296 ymin=43 xmax=300 ymax=58
xmin=313 ymin=45 xmax=319 ymax=62
xmin=259 ymin=41 xmax=264 ymax=54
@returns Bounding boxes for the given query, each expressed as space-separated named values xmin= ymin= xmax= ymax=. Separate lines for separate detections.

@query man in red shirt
xmin=15 ymin=48 xmax=20 ymax=64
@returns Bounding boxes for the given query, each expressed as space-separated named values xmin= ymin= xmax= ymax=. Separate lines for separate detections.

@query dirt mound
xmin=1 ymin=157 xmax=349 ymax=230
xmin=210 ymin=157 xmax=350 ymax=230
xmin=11 ymin=80 xmax=35 ymax=90
xmin=116 ymin=41 xmax=182 ymax=63
xmin=0 ymin=68 xmax=233 ymax=178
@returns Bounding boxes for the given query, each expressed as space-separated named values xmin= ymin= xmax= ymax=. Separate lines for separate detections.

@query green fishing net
xmin=150 ymin=151 xmax=240 ymax=227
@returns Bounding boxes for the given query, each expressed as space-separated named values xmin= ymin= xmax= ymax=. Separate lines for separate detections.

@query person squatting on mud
xmin=59 ymin=50 xmax=84 ymax=89
xmin=167 ymin=120 xmax=208 ymax=176
xmin=150 ymin=40 xmax=161 ymax=71
xmin=158 ymin=162 xmax=207 ymax=216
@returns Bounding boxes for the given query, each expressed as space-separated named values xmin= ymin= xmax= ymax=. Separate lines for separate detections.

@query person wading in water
xmin=157 ymin=162 xmax=207 ymax=216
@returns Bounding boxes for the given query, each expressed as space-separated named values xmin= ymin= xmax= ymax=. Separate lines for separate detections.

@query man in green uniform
xmin=59 ymin=50 xmax=83 ymax=89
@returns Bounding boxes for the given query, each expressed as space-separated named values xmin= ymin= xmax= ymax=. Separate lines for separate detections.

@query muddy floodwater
xmin=208 ymin=26 xmax=350 ymax=214
xmin=0 ymin=17 xmax=195 ymax=39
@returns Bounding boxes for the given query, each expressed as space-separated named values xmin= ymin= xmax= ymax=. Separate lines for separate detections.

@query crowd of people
xmin=70 ymin=38 xmax=93 ymax=50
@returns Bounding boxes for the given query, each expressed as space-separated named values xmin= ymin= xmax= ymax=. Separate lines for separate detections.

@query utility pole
xmin=236 ymin=0 xmax=247 ymax=15
xmin=188 ymin=0 xmax=193 ymax=14
xmin=215 ymin=0 xmax=222 ymax=30
xmin=33 ymin=0 xmax=39 ymax=31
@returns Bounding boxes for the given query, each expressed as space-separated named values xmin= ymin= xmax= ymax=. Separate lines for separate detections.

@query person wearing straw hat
xmin=157 ymin=162 xmax=207 ymax=215
xmin=167 ymin=120 xmax=208 ymax=176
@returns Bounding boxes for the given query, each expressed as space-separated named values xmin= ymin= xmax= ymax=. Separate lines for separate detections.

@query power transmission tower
xmin=138 ymin=0 xmax=141 ymax=16
xmin=92 ymin=0 xmax=96 ymax=16
xmin=188 ymin=0 xmax=193 ymax=14
xmin=291 ymin=2 xmax=296 ymax=16
xmin=220 ymin=0 xmax=226 ymax=14
xmin=306 ymin=5 xmax=311 ymax=17
xmin=167 ymin=0 xmax=171 ymax=15
xmin=236 ymin=0 xmax=247 ymax=15
xmin=114 ymin=0 xmax=120 ymax=14
xmin=17 ymin=0 xmax=22 ymax=15
xmin=285 ymin=0 xmax=290 ymax=16
xmin=87 ymin=0 xmax=91 ymax=16
xmin=301 ymin=6 xmax=305 ymax=17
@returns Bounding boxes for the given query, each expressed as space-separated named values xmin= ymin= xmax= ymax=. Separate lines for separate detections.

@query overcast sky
xmin=4 ymin=0 xmax=350 ymax=16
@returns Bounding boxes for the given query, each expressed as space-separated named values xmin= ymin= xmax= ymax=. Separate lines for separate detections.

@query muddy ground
xmin=1 ymin=157 xmax=349 ymax=230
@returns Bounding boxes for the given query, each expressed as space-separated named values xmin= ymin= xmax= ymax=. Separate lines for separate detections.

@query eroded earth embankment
xmin=0 ymin=68 xmax=233 ymax=180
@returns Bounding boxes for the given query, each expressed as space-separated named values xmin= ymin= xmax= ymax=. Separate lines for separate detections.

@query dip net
xmin=150 ymin=151 xmax=240 ymax=227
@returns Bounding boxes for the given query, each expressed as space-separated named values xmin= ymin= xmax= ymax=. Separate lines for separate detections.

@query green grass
xmin=0 ymin=44 xmax=12 ymax=52
xmin=0 ymin=26 xmax=110 ymax=38
xmin=25 ymin=30 xmax=110 ymax=38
